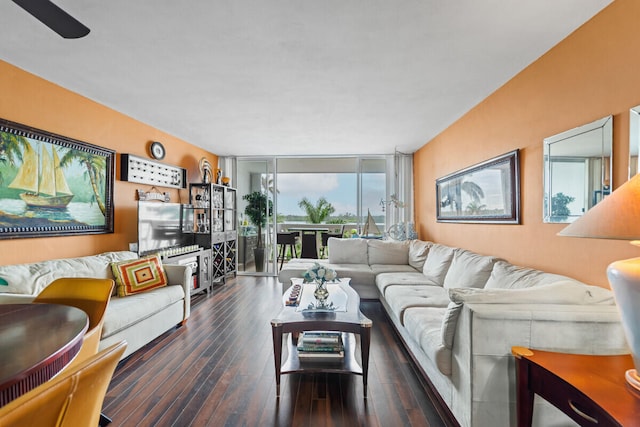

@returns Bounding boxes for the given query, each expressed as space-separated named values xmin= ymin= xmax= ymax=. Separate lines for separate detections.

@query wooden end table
xmin=271 ymin=279 xmax=372 ymax=397
xmin=512 ymin=346 xmax=640 ymax=427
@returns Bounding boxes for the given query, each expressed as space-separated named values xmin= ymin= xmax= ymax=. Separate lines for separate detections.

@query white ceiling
xmin=0 ymin=1 xmax=612 ymax=157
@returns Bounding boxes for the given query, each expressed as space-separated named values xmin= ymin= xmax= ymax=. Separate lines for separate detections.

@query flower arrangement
xmin=303 ymin=262 xmax=337 ymax=284
xmin=303 ymin=262 xmax=337 ymax=307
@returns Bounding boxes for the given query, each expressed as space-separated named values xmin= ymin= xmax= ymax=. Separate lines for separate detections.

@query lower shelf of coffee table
xmin=281 ymin=332 xmax=362 ymax=375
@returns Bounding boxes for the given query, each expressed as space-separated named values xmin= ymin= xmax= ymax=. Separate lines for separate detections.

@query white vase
xmin=607 ymin=257 xmax=640 ymax=390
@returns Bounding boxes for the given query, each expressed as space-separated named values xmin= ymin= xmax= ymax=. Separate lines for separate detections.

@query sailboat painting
xmin=9 ymin=141 xmax=74 ymax=208
xmin=0 ymin=118 xmax=115 ymax=239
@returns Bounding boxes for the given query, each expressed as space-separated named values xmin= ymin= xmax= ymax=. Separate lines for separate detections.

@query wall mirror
xmin=543 ymin=115 xmax=612 ymax=223
xmin=630 ymin=105 xmax=640 ymax=178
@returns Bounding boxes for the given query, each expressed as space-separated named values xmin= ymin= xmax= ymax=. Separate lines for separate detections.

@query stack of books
xmin=296 ymin=331 xmax=344 ymax=362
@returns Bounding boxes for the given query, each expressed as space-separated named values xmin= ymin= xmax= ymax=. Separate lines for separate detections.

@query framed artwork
xmin=0 ymin=118 xmax=115 ymax=239
xmin=436 ymin=149 xmax=520 ymax=224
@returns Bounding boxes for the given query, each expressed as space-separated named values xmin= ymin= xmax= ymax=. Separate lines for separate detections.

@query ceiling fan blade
xmin=12 ymin=0 xmax=90 ymax=39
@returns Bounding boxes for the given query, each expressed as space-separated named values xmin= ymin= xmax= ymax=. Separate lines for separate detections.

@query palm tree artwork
xmin=440 ymin=178 xmax=484 ymax=216
xmin=297 ymin=197 xmax=335 ymax=224
xmin=0 ymin=131 xmax=28 ymax=186
xmin=59 ymin=150 xmax=108 ymax=216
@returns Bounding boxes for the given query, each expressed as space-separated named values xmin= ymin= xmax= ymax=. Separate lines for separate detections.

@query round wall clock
xmin=149 ymin=141 xmax=166 ymax=160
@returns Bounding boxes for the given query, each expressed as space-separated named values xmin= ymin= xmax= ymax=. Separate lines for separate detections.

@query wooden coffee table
xmin=271 ymin=278 xmax=372 ymax=397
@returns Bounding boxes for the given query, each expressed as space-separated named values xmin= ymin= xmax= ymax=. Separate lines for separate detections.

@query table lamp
xmin=558 ymin=173 xmax=640 ymax=391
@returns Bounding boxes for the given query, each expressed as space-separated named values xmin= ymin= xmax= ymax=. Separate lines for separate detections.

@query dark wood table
xmin=512 ymin=346 xmax=640 ymax=427
xmin=286 ymin=227 xmax=330 ymax=259
xmin=271 ymin=279 xmax=372 ymax=397
xmin=0 ymin=304 xmax=88 ymax=406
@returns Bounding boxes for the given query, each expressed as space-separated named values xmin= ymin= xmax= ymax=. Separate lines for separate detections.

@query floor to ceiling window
xmin=235 ymin=158 xmax=276 ymax=275
xmin=359 ymin=158 xmax=387 ymax=235
xmin=232 ymin=154 xmax=410 ymax=276
xmin=276 ymin=157 xmax=358 ymax=233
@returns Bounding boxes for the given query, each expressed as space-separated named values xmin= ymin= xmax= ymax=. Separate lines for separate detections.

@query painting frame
xmin=0 ymin=118 xmax=115 ymax=239
xmin=436 ymin=149 xmax=520 ymax=224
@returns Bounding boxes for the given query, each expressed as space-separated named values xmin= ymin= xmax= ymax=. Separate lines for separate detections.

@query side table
xmin=512 ymin=346 xmax=639 ymax=427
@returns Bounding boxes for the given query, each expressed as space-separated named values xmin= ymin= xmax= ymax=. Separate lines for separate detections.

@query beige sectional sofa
xmin=278 ymin=238 xmax=629 ymax=427
xmin=0 ymin=251 xmax=191 ymax=359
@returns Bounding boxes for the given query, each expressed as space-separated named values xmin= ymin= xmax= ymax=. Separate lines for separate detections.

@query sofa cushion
xmin=375 ymin=271 xmax=441 ymax=296
xmin=370 ymin=264 xmax=418 ymax=276
xmin=422 ymin=244 xmax=455 ymax=285
xmin=404 ymin=306 xmax=447 ymax=345
xmin=328 ymin=238 xmax=368 ymax=264
xmin=484 ymin=260 xmax=584 ymax=289
xmin=384 ymin=285 xmax=449 ymax=324
xmin=403 ymin=306 xmax=453 ymax=375
xmin=408 ymin=240 xmax=431 ymax=271
xmin=111 ymin=255 xmax=168 ymax=297
xmin=101 ymin=284 xmax=185 ymax=338
xmin=367 ymin=239 xmax=409 ymax=265
xmin=328 ymin=264 xmax=375 ymax=287
xmin=442 ymin=249 xmax=497 ymax=289
xmin=0 ymin=251 xmax=137 ymax=296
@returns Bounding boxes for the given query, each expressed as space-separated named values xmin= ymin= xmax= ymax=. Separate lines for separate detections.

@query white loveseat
xmin=0 ymin=251 xmax=191 ymax=359
xmin=278 ymin=238 xmax=629 ymax=427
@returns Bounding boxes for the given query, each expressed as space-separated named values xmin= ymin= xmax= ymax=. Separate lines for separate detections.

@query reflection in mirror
xmin=630 ymin=105 xmax=640 ymax=178
xmin=543 ymin=116 xmax=612 ymax=223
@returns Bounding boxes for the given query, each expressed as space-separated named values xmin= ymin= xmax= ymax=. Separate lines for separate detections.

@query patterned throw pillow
xmin=111 ymin=255 xmax=168 ymax=297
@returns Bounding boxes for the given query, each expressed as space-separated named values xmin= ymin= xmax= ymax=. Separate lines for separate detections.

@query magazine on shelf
xmin=300 ymin=331 xmax=341 ymax=344
xmin=296 ymin=331 xmax=344 ymax=361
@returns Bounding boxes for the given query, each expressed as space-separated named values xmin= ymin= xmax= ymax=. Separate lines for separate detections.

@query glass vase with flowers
xmin=303 ymin=262 xmax=337 ymax=302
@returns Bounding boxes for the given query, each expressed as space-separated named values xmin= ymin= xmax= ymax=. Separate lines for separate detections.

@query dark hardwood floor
xmin=103 ymin=276 xmax=446 ymax=426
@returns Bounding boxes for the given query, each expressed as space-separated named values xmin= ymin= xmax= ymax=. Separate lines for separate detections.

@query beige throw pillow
xmin=328 ymin=238 xmax=368 ymax=264
xmin=442 ymin=249 xmax=497 ymax=289
xmin=367 ymin=239 xmax=409 ymax=265
xmin=422 ymin=244 xmax=455 ymax=286
xmin=408 ymin=240 xmax=431 ymax=271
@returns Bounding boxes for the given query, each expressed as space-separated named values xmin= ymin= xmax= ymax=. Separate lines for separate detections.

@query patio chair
xmin=277 ymin=232 xmax=298 ymax=270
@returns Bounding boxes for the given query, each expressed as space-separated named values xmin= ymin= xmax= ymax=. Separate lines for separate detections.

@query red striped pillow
xmin=111 ymin=255 xmax=168 ymax=296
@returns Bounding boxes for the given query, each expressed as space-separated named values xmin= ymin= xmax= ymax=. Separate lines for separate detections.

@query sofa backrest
xmin=327 ymin=238 xmax=368 ymax=264
xmin=328 ymin=237 xmax=430 ymax=268
xmin=367 ymin=239 xmax=409 ymax=265
xmin=442 ymin=249 xmax=499 ymax=289
xmin=0 ymin=251 xmax=138 ymax=296
xmin=408 ymin=240 xmax=431 ymax=271
xmin=440 ymin=280 xmax=616 ymax=355
xmin=422 ymin=244 xmax=455 ymax=286
xmin=484 ymin=260 xmax=585 ymax=289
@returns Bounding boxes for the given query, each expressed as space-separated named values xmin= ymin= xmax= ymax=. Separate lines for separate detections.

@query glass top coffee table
xmin=271 ymin=278 xmax=372 ymax=397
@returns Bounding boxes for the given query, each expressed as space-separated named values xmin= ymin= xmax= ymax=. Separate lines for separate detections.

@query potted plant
xmin=242 ymin=191 xmax=273 ymax=272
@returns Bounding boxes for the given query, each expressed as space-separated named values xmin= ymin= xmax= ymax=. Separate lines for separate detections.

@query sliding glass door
xmin=236 ymin=158 xmax=276 ymax=275
xmin=234 ymin=154 xmax=408 ymax=276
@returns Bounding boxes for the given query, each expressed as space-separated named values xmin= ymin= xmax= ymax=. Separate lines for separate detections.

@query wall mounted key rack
xmin=120 ymin=153 xmax=187 ymax=189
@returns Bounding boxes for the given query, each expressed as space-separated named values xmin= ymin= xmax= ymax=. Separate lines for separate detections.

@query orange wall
xmin=414 ymin=0 xmax=640 ymax=288
xmin=0 ymin=60 xmax=217 ymax=265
